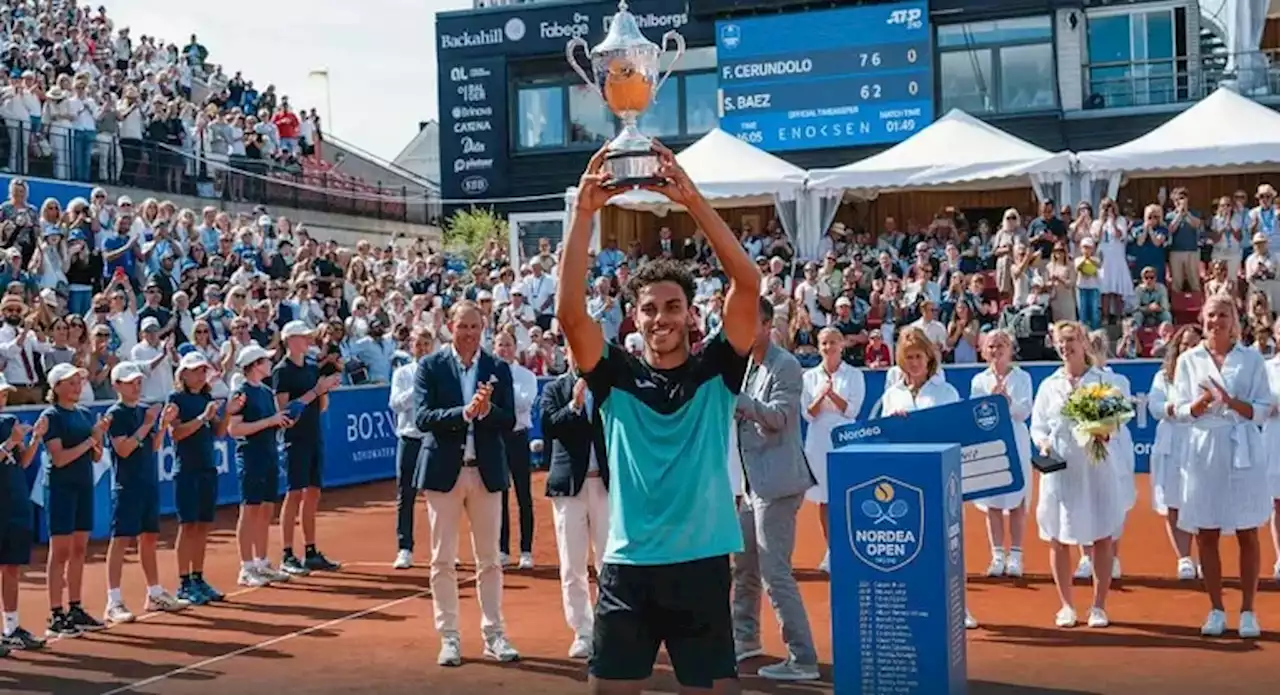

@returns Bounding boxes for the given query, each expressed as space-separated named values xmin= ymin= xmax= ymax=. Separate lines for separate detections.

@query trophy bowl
xmin=567 ymin=0 xmax=685 ymax=188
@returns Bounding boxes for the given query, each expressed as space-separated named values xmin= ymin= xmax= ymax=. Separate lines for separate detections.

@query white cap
xmin=140 ymin=316 xmax=161 ymax=333
xmin=111 ymin=361 xmax=146 ymax=383
xmin=281 ymin=320 xmax=315 ymax=340
xmin=48 ymin=363 xmax=87 ymax=386
xmin=236 ymin=344 xmax=275 ymax=369
xmin=176 ymin=351 xmax=212 ymax=376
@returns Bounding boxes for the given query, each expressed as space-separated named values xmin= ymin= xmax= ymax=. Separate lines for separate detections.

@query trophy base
xmin=602 ymin=150 xmax=666 ymax=189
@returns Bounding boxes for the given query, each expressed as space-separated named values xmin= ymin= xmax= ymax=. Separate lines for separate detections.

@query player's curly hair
xmin=626 ymin=259 xmax=695 ymax=306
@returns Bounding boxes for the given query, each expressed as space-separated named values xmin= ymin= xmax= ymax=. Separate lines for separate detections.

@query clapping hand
xmin=7 ymin=422 xmax=28 ymax=446
xmin=92 ymin=415 xmax=112 ymax=442
xmin=142 ymin=404 xmax=162 ymax=428
xmin=318 ymin=374 xmax=342 ymax=394
xmin=572 ymin=378 xmax=588 ymax=410
xmin=228 ymin=393 xmax=247 ymax=415
xmin=202 ymin=400 xmax=221 ymax=421
xmin=160 ymin=403 xmax=179 ymax=429
xmin=31 ymin=415 xmax=48 ymax=441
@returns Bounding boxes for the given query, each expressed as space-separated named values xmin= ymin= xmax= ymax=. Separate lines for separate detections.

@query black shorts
xmin=175 ymin=470 xmax=218 ymax=524
xmin=111 ymin=486 xmax=161 ymax=538
xmin=0 ymin=525 xmax=32 ymax=566
xmin=285 ymin=444 xmax=323 ymax=491
xmin=590 ymin=555 xmax=737 ymax=688
xmin=46 ymin=484 xmax=95 ymax=537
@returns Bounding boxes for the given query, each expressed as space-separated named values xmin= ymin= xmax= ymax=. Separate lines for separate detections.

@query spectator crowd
xmin=0 ymin=0 xmax=325 ymax=200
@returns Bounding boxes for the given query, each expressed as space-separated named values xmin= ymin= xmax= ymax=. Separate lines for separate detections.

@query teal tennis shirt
xmin=584 ymin=333 xmax=749 ymax=566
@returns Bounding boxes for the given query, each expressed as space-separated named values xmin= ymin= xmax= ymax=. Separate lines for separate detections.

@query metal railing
xmin=0 ymin=118 xmax=434 ymax=225
xmin=1082 ymin=51 xmax=1280 ymax=110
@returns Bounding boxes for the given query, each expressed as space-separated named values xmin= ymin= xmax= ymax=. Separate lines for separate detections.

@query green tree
xmin=444 ymin=206 xmax=508 ymax=264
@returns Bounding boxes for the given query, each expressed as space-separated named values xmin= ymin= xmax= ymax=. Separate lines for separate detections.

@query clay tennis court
xmin=2 ymin=472 xmax=1277 ymax=695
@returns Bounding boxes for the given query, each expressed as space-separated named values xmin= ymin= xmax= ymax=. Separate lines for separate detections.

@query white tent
xmin=806 ymin=109 xmax=1074 ymax=197
xmin=1076 ymin=87 xmax=1280 ymax=178
xmin=573 ymin=128 xmax=806 ymax=214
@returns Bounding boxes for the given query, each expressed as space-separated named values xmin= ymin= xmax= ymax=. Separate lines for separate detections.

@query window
xmin=1085 ymin=8 xmax=1180 ymax=108
xmin=936 ymin=16 xmax=1057 ymax=115
xmin=516 ymin=86 xmax=564 ymax=150
xmin=515 ymin=47 xmax=720 ymax=152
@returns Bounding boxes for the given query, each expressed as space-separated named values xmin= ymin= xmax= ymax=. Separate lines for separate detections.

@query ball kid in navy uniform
xmin=39 ymin=363 xmax=112 ymax=638
xmin=272 ymin=321 xmax=342 ymax=575
xmin=169 ymin=351 xmax=233 ymax=606
xmin=102 ymin=362 xmax=189 ymax=626
xmin=228 ymin=345 xmax=295 ymax=588
xmin=0 ymin=376 xmax=47 ymax=655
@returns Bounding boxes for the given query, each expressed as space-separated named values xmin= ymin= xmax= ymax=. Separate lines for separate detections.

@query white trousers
xmin=551 ymin=476 xmax=609 ymax=639
xmin=426 ymin=467 xmax=505 ymax=640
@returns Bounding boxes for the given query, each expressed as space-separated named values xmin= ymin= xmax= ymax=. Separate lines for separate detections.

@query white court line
xmin=96 ymin=574 xmax=476 ymax=695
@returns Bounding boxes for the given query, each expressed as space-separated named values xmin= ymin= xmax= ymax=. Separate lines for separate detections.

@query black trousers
xmin=500 ymin=430 xmax=533 ymax=555
xmin=395 ymin=436 xmax=423 ymax=552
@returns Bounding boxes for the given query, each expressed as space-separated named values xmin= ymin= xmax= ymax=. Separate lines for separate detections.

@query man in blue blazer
xmin=540 ymin=353 xmax=610 ymax=660
xmin=413 ymin=301 xmax=520 ymax=668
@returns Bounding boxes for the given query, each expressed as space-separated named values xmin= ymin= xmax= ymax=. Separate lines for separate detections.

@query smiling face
xmin=634 ymin=280 xmax=689 ymax=359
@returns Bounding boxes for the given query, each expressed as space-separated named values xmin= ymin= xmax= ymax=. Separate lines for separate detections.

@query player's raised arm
xmin=556 ymin=146 xmax=624 ymax=374
xmin=643 ymin=142 xmax=760 ymax=354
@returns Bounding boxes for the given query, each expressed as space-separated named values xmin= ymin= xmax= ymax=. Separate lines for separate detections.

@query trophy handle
xmin=653 ymin=31 xmax=686 ymax=97
xmin=566 ymin=38 xmax=602 ymax=98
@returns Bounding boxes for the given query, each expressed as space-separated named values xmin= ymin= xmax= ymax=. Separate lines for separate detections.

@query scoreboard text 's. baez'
xmin=714 ymin=0 xmax=934 ymax=152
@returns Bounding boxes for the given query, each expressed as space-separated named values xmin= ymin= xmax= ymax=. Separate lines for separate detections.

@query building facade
xmin=435 ymin=0 xmax=1280 ymax=257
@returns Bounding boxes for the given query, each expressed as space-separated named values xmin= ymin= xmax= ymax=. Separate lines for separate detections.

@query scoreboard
xmin=715 ymin=1 xmax=934 ymax=152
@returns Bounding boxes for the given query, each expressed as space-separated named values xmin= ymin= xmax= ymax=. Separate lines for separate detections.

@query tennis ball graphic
xmin=873 ymin=482 xmax=894 ymax=503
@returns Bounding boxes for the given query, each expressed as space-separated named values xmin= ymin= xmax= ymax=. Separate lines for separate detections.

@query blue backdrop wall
xmin=16 ymin=361 xmax=1162 ymax=542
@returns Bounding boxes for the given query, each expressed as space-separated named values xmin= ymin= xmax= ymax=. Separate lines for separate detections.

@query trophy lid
xmin=594 ymin=1 xmax=658 ymax=55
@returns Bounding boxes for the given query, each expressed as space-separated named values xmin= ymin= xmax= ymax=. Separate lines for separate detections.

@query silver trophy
xmin=567 ymin=0 xmax=685 ymax=188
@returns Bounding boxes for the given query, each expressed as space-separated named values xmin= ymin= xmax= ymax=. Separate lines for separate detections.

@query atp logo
xmin=886 ymin=7 xmax=924 ymax=30
xmin=846 ymin=475 xmax=924 ymax=572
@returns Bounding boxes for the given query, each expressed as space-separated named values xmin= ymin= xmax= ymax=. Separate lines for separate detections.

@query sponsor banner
xmin=437 ymin=55 xmax=509 ymax=201
xmin=435 ymin=0 xmax=712 ymax=58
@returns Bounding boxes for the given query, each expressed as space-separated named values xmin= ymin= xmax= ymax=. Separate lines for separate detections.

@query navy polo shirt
xmin=41 ymin=405 xmax=96 ymax=488
xmin=234 ymin=382 xmax=280 ymax=464
xmin=168 ymin=390 xmax=218 ymax=473
xmin=106 ymin=403 xmax=159 ymax=492
xmin=0 ymin=415 xmax=32 ymax=530
xmin=272 ymin=357 xmax=321 ymax=446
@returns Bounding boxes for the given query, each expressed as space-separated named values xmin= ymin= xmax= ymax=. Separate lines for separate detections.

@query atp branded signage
xmin=435 ymin=0 xmax=712 ymax=58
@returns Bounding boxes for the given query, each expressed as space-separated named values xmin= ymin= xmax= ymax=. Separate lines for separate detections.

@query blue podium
xmin=829 ymin=443 xmax=967 ymax=695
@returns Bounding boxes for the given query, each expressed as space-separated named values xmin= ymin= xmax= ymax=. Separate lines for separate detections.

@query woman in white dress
xmin=1072 ymin=331 xmax=1136 ymax=582
xmin=969 ymin=330 xmax=1033 ymax=578
xmin=1174 ymin=295 xmax=1271 ymax=638
xmin=1149 ymin=325 xmax=1203 ymax=580
xmin=1031 ymin=321 xmax=1128 ymax=628
xmin=1092 ymin=197 xmax=1134 ymax=325
xmin=878 ymin=327 xmax=978 ymax=630
xmin=801 ymin=328 xmax=865 ymax=573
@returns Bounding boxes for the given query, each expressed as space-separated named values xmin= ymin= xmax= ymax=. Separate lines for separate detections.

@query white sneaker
xmin=518 ymin=553 xmax=534 ymax=570
xmin=145 ymin=591 xmax=189 ymax=613
xmin=237 ymin=567 xmax=269 ymax=588
xmin=438 ymin=637 xmax=462 ymax=667
xmin=817 ymin=550 xmax=830 ymax=573
xmin=985 ymin=553 xmax=1006 ymax=577
xmin=964 ymin=610 xmax=978 ymax=629
xmin=1239 ymin=611 xmax=1262 ymax=639
xmin=1005 ymin=552 xmax=1024 ymax=578
xmin=1074 ymin=556 xmax=1093 ymax=580
xmin=259 ymin=563 xmax=292 ymax=583
xmin=393 ymin=550 xmax=413 ymax=570
xmin=1087 ymin=608 xmax=1109 ymax=628
xmin=1201 ymin=609 xmax=1227 ymax=637
xmin=1054 ymin=606 xmax=1077 ymax=628
xmin=568 ymin=635 xmax=592 ymax=659
xmin=498 ymin=552 xmax=510 ymax=567
xmin=1176 ymin=557 xmax=1197 ymax=581
xmin=103 ymin=603 xmax=135 ymax=625
xmin=1111 ymin=557 xmax=1122 ymax=580
xmin=483 ymin=634 xmax=520 ymax=662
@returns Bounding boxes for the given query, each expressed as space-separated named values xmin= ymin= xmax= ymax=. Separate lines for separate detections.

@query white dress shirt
xmin=509 ymin=361 xmax=537 ymax=432
xmin=390 ymin=358 xmax=424 ymax=438
xmin=0 ymin=325 xmax=52 ymax=387
xmin=451 ymin=345 xmax=481 ymax=460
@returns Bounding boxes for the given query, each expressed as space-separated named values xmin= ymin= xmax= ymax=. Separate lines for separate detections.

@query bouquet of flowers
xmin=1060 ymin=383 xmax=1135 ymax=463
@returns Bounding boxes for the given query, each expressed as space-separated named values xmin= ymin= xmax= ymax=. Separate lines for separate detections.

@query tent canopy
xmin=566 ymin=128 xmax=806 ymax=215
xmin=806 ymin=109 xmax=1073 ymax=196
xmin=1076 ymin=88 xmax=1280 ymax=177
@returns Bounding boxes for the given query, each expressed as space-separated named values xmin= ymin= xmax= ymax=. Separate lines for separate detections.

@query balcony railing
xmin=0 ymin=118 xmax=436 ymax=225
xmin=1082 ymin=50 xmax=1280 ymax=111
